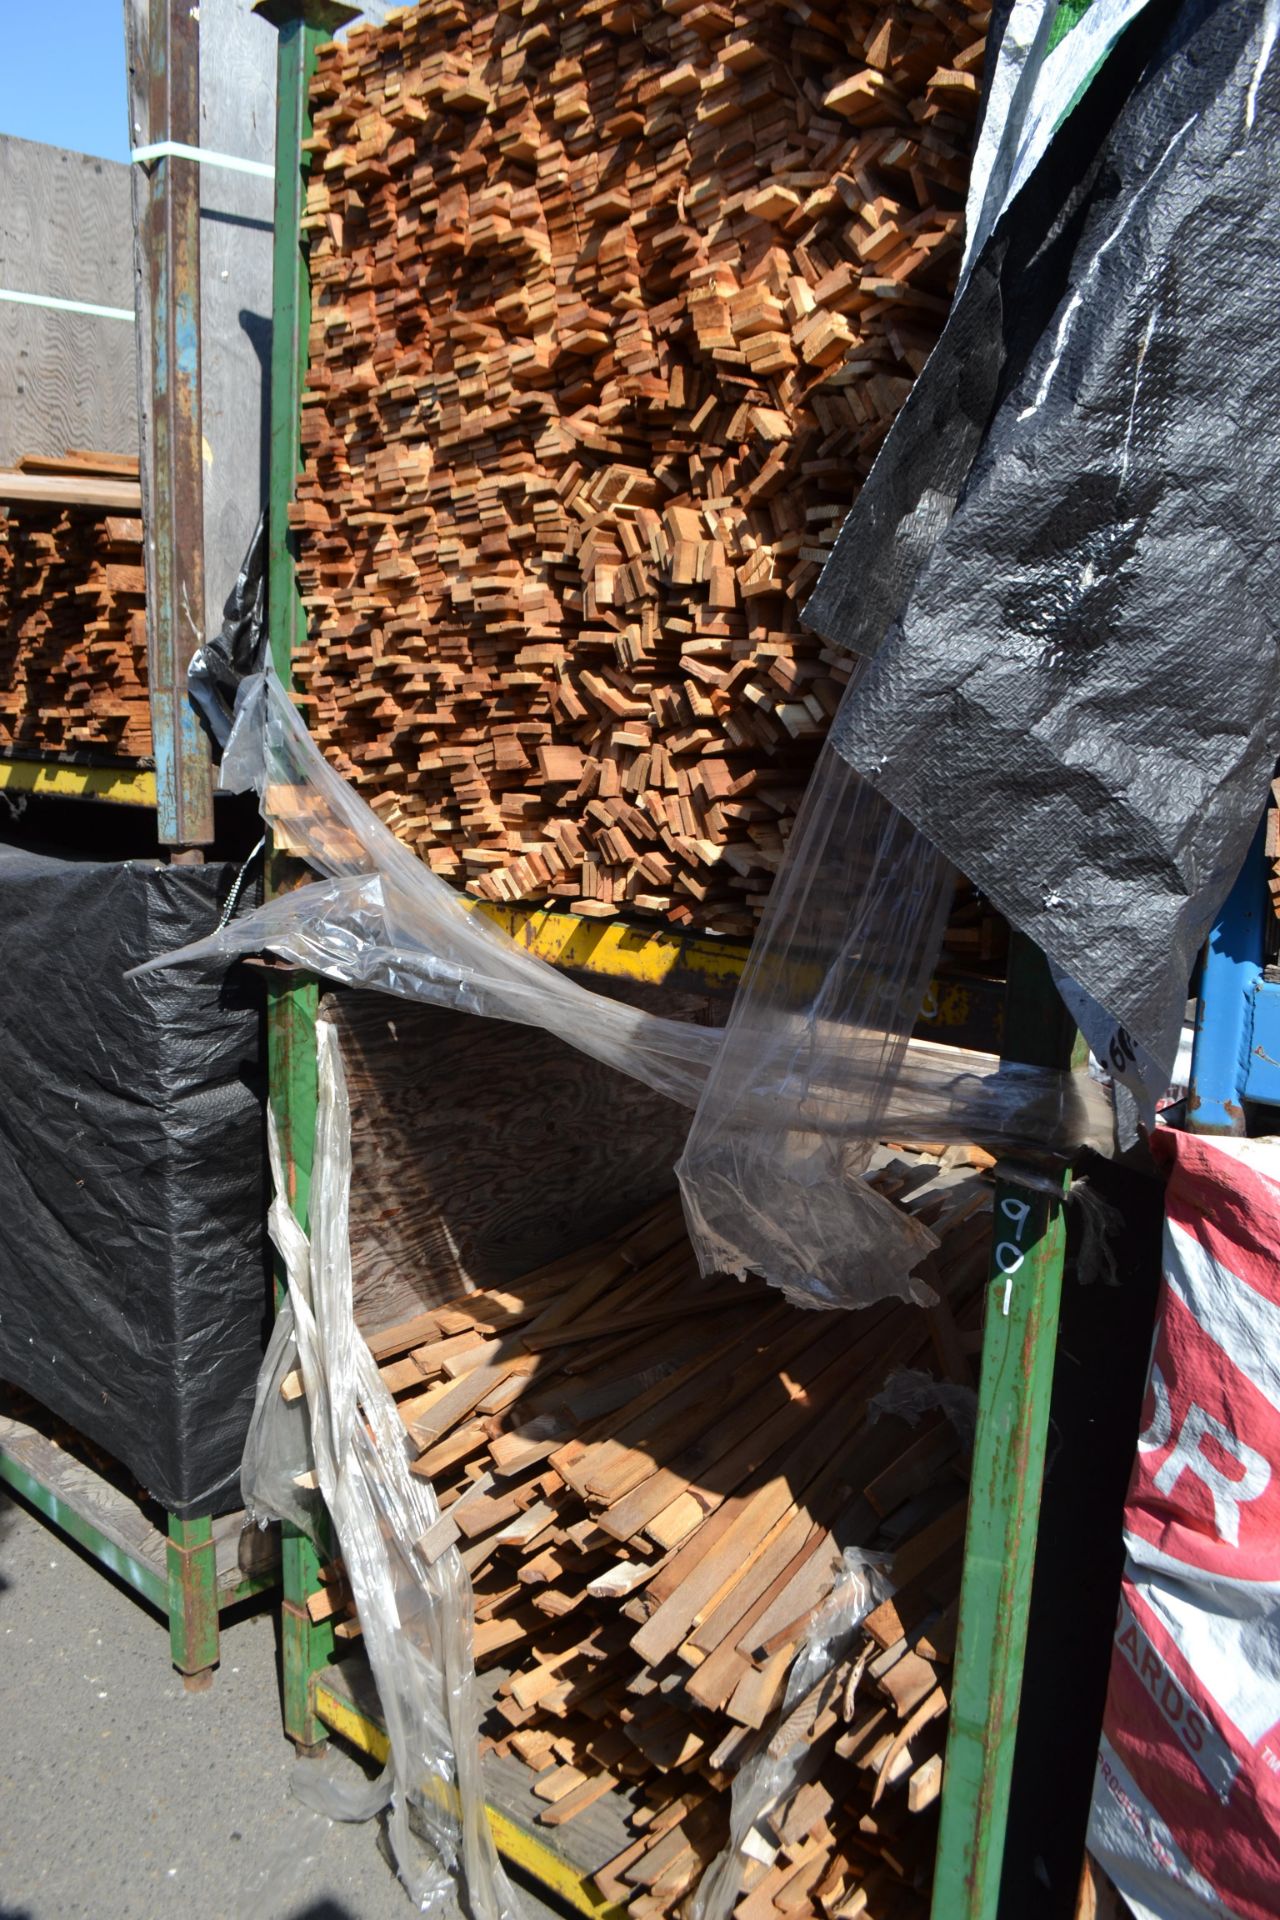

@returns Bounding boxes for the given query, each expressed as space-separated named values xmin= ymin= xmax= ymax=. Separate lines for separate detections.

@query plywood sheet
xmin=328 ymin=989 xmax=704 ymax=1337
xmin=0 ymin=137 xmax=136 ymax=466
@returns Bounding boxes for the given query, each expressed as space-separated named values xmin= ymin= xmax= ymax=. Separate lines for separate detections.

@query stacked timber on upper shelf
xmin=0 ymin=451 xmax=150 ymax=761
xmin=308 ymin=1148 xmax=992 ymax=1918
xmin=294 ymin=0 xmax=985 ymax=935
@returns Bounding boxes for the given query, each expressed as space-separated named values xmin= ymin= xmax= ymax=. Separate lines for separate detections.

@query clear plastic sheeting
xmin=145 ymin=668 xmax=1110 ymax=1311
xmin=868 ymin=1367 xmax=978 ymax=1446
xmin=692 ymin=1550 xmax=892 ymax=1920
xmin=196 ymin=669 xmax=717 ymax=1110
xmin=263 ymin=1020 xmax=517 ymax=1919
xmin=240 ymin=1298 xmax=319 ymax=1539
xmin=676 ymin=740 xmax=1110 ymax=1309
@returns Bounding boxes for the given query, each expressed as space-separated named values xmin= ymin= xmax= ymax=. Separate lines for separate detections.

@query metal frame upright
xmin=254 ymin=7 xmax=1086 ymax=1910
xmin=255 ymin=0 xmax=358 ymax=1750
xmin=929 ymin=941 xmax=1079 ymax=1918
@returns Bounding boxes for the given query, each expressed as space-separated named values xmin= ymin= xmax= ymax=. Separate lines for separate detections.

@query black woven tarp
xmin=0 ymin=851 xmax=265 ymax=1515
xmin=806 ymin=0 xmax=1280 ymax=1105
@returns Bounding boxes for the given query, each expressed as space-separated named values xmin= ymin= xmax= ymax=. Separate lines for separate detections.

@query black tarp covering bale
xmin=0 ymin=849 xmax=264 ymax=1515
xmin=807 ymin=0 xmax=1280 ymax=1110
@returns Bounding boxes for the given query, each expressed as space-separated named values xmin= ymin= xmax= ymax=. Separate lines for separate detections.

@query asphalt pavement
xmin=0 ymin=1488 xmax=555 ymax=1920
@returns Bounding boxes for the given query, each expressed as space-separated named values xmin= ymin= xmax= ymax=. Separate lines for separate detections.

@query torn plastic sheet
xmin=806 ymin=1 xmax=1280 ymax=1119
xmin=241 ymin=1296 xmax=319 ymax=1539
xmin=143 ymin=667 xmax=1110 ymax=1309
xmin=693 ymin=1550 xmax=892 ymax=1920
xmin=209 ymin=667 xmax=718 ymax=1108
xmin=675 ymin=732 xmax=1111 ymax=1309
xmin=869 ymin=1368 xmax=979 ymax=1445
xmin=262 ymin=1019 xmax=517 ymax=1917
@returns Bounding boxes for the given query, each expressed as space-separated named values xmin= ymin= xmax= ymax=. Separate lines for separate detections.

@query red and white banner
xmin=1089 ymin=1131 xmax=1280 ymax=1919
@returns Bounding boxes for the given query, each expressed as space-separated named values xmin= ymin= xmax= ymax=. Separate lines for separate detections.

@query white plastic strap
xmin=0 ymin=288 xmax=134 ymax=323
xmin=130 ymin=140 xmax=274 ymax=180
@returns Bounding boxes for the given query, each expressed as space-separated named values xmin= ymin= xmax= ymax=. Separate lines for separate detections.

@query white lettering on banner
xmin=1152 ymin=1403 xmax=1271 ymax=1548
xmin=1139 ymin=1568 xmax=1280 ymax=1749
xmin=1090 ymin=1736 xmax=1228 ymax=1916
xmin=996 ymin=1191 xmax=1033 ymax=1316
xmin=1113 ymin=1595 xmax=1241 ymax=1802
xmin=1098 ymin=1753 xmax=1180 ymax=1878
xmin=1137 ymin=1359 xmax=1172 ymax=1453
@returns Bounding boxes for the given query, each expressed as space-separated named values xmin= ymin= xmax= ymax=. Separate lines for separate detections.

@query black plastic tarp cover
xmin=805 ymin=0 xmax=1280 ymax=1111
xmin=0 ymin=850 xmax=265 ymax=1515
xmin=188 ymin=511 xmax=267 ymax=749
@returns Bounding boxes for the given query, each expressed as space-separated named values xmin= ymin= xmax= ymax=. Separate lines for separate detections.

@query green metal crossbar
xmin=0 ymin=1431 xmax=276 ymax=1686
xmin=0 ymin=1445 xmax=166 ymax=1612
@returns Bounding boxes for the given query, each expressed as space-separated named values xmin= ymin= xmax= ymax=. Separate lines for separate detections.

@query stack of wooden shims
xmin=0 ymin=451 xmax=149 ymax=760
xmin=1266 ymin=785 xmax=1280 ymax=926
xmin=292 ymin=1 xmax=986 ymax=935
xmin=301 ymin=1147 xmax=993 ymax=1918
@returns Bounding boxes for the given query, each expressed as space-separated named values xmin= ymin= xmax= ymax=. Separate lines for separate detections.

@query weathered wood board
xmin=124 ymin=0 xmax=277 ymax=656
xmin=192 ymin=0 xmax=277 ymax=639
xmin=0 ymin=137 xmax=136 ymax=466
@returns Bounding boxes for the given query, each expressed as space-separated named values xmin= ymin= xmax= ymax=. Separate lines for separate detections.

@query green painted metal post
xmin=167 ymin=1513 xmax=220 ymax=1687
xmin=255 ymin=0 xmax=355 ymax=1752
xmin=930 ymin=937 xmax=1079 ymax=1920
xmin=269 ymin=970 xmax=335 ymax=1750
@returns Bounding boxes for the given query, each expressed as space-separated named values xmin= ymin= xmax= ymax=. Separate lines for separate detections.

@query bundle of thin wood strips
xmin=292 ymin=0 xmax=986 ymax=934
xmin=0 ymin=451 xmax=148 ymax=760
xmin=306 ymin=1147 xmax=990 ymax=1918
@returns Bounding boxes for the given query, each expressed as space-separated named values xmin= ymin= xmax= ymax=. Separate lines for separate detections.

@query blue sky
xmin=0 ymin=3 xmax=130 ymax=164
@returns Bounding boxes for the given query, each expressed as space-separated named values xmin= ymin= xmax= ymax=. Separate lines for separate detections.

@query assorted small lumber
xmin=313 ymin=1148 xmax=993 ymax=1918
xmin=293 ymin=0 xmax=986 ymax=934
xmin=1267 ymin=781 xmax=1280 ymax=927
xmin=0 ymin=451 xmax=150 ymax=760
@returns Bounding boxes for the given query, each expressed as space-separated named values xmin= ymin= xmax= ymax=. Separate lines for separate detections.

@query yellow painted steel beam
xmin=473 ymin=900 xmax=748 ymax=991
xmin=312 ymin=1677 xmax=627 ymax=1920
xmin=0 ymin=758 xmax=157 ymax=807
xmin=470 ymin=904 xmax=1005 ymax=1051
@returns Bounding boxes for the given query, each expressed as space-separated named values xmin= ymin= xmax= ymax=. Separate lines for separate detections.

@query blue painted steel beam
xmin=1188 ymin=820 xmax=1268 ymax=1133
xmin=1242 ymin=982 xmax=1280 ymax=1109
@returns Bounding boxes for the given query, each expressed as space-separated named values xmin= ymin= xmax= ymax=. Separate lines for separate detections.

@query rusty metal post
xmin=125 ymin=0 xmax=214 ymax=848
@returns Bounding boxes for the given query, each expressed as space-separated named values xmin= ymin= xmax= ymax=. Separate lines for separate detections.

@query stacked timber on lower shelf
xmin=294 ymin=0 xmax=985 ymax=934
xmin=312 ymin=1150 xmax=992 ymax=1918
xmin=0 ymin=451 xmax=149 ymax=760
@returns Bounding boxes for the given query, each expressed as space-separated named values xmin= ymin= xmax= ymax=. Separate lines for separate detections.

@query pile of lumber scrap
xmin=1267 ymin=785 xmax=1280 ymax=927
xmin=0 ymin=451 xmax=149 ymax=760
xmin=307 ymin=1147 xmax=992 ymax=1917
xmin=293 ymin=0 xmax=986 ymax=935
